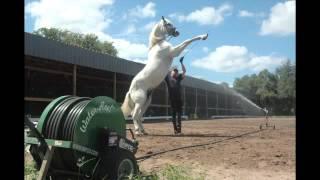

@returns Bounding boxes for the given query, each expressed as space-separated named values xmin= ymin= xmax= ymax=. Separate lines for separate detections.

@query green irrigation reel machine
xmin=25 ymin=95 xmax=139 ymax=180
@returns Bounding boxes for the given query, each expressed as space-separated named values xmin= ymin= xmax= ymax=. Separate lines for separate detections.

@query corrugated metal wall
xmin=24 ymin=33 xmax=264 ymax=118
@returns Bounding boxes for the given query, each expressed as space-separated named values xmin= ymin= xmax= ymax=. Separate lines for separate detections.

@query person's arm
xmin=164 ymin=73 xmax=169 ymax=84
xmin=180 ymin=56 xmax=186 ymax=79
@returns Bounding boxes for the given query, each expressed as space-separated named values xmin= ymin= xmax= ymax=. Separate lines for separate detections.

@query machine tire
xmin=97 ymin=149 xmax=138 ymax=180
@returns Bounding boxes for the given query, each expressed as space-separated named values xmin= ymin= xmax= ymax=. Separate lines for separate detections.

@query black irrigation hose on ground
xmin=136 ymin=128 xmax=270 ymax=162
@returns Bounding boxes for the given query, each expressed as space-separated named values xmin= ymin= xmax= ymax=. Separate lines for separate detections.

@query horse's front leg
xmin=170 ymin=33 xmax=208 ymax=58
xmin=132 ymin=103 xmax=144 ymax=134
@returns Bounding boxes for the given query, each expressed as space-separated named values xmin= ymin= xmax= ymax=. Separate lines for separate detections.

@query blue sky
xmin=25 ymin=0 xmax=295 ymax=86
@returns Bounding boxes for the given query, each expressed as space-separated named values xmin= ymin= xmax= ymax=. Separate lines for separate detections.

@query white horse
xmin=121 ymin=16 xmax=208 ymax=135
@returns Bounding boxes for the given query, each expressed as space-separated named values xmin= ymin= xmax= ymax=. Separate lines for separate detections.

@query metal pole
xmin=216 ymin=92 xmax=219 ymax=115
xmin=166 ymin=85 xmax=169 ymax=118
xmin=113 ymin=72 xmax=117 ymax=100
xmin=195 ymin=88 xmax=198 ymax=118
xmin=205 ymin=89 xmax=208 ymax=118
xmin=37 ymin=146 xmax=55 ymax=180
xmin=183 ymin=87 xmax=186 ymax=116
xmin=73 ymin=65 xmax=77 ymax=95
xmin=225 ymin=94 xmax=228 ymax=115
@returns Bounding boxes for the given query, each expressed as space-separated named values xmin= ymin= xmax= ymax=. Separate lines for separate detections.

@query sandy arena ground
xmin=25 ymin=117 xmax=295 ymax=180
xmin=128 ymin=117 xmax=295 ymax=180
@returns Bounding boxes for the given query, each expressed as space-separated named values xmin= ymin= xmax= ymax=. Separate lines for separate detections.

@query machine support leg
xmin=37 ymin=146 xmax=55 ymax=180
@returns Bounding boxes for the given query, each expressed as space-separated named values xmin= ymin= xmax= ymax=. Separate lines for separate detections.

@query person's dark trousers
xmin=171 ymin=100 xmax=182 ymax=133
xmin=176 ymin=106 xmax=182 ymax=133
xmin=171 ymin=107 xmax=178 ymax=133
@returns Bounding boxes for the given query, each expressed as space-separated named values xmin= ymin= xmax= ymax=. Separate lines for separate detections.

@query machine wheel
xmin=29 ymin=145 xmax=42 ymax=170
xmin=97 ymin=149 xmax=139 ymax=180
xmin=47 ymin=176 xmax=68 ymax=180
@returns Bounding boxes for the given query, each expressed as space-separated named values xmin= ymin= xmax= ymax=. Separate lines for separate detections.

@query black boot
xmin=177 ymin=110 xmax=182 ymax=134
xmin=172 ymin=109 xmax=178 ymax=134
xmin=173 ymin=122 xmax=178 ymax=134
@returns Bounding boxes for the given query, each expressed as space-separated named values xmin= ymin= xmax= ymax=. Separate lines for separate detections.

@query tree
xmin=255 ymin=69 xmax=278 ymax=107
xmin=34 ymin=27 xmax=64 ymax=41
xmin=33 ymin=27 xmax=118 ymax=57
xmin=275 ymin=60 xmax=296 ymax=114
xmin=233 ymin=74 xmax=258 ymax=104
xmin=220 ymin=82 xmax=229 ymax=88
xmin=276 ymin=60 xmax=296 ymax=99
xmin=63 ymin=31 xmax=83 ymax=47
xmin=233 ymin=60 xmax=296 ymax=115
xmin=101 ymin=41 xmax=118 ymax=57
xmin=82 ymin=34 xmax=100 ymax=52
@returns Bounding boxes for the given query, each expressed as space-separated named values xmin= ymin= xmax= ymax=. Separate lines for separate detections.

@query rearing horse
xmin=121 ymin=16 xmax=208 ymax=135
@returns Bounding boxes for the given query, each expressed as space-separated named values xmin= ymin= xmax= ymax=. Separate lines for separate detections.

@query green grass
xmin=159 ymin=165 xmax=205 ymax=180
xmin=133 ymin=173 xmax=159 ymax=180
xmin=25 ymin=155 xmax=205 ymax=180
xmin=24 ymin=163 xmax=205 ymax=180
xmin=133 ymin=165 xmax=206 ymax=180
xmin=24 ymin=161 xmax=38 ymax=180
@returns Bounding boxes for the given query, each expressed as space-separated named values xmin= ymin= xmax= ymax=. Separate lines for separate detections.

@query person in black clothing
xmin=165 ymin=56 xmax=186 ymax=135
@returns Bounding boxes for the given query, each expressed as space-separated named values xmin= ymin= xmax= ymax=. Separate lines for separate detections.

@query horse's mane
xmin=148 ymin=22 xmax=165 ymax=50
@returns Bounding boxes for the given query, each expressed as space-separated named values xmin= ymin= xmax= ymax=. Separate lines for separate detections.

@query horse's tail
xmin=121 ymin=92 xmax=134 ymax=118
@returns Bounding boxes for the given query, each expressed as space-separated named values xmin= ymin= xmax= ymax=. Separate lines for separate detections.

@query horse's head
xmin=149 ymin=16 xmax=180 ymax=49
xmin=160 ymin=16 xmax=179 ymax=37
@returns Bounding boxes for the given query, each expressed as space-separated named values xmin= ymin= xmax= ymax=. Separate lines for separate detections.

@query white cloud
xmin=111 ymin=39 xmax=148 ymax=60
xmin=26 ymin=0 xmax=114 ymax=33
xmin=127 ymin=24 xmax=136 ymax=34
xmin=249 ymin=56 xmax=286 ymax=72
xmin=190 ymin=75 xmax=204 ymax=80
xmin=257 ymin=12 xmax=266 ymax=18
xmin=130 ymin=58 xmax=148 ymax=64
xmin=168 ymin=13 xmax=184 ymax=22
xmin=25 ymin=0 xmax=149 ymax=61
xmin=209 ymin=80 xmax=233 ymax=87
xmin=238 ymin=10 xmax=254 ymax=17
xmin=95 ymin=35 xmax=149 ymax=60
xmin=260 ymin=1 xmax=295 ymax=36
xmin=142 ymin=21 xmax=157 ymax=31
xmin=210 ymin=80 xmax=221 ymax=84
xmin=119 ymin=24 xmax=136 ymax=36
xmin=128 ymin=2 xmax=156 ymax=19
xmin=202 ymin=47 xmax=209 ymax=53
xmin=170 ymin=4 xmax=232 ymax=26
xmin=191 ymin=45 xmax=286 ymax=73
xmin=238 ymin=10 xmax=266 ymax=18
xmin=118 ymin=21 xmax=156 ymax=37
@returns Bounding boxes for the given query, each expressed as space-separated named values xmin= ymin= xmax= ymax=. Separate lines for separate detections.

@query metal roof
xmin=25 ymin=32 xmax=228 ymax=94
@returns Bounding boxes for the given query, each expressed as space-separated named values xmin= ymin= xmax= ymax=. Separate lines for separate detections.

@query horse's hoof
xmin=201 ymin=33 xmax=208 ymax=40
xmin=135 ymin=133 xmax=144 ymax=136
xmin=135 ymin=130 xmax=148 ymax=136
xmin=134 ymin=131 xmax=143 ymax=135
